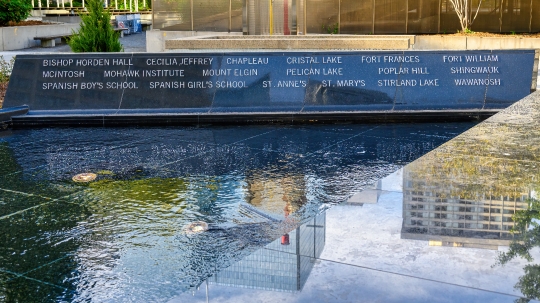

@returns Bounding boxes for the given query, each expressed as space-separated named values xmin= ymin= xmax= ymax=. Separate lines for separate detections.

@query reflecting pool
xmin=0 ymin=123 xmax=481 ymax=302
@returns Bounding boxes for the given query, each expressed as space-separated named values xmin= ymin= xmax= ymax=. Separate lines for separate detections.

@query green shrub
xmin=0 ymin=0 xmax=32 ymax=26
xmin=0 ymin=55 xmax=15 ymax=83
xmin=68 ymin=0 xmax=123 ymax=52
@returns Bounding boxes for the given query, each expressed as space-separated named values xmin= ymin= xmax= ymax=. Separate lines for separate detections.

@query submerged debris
xmin=72 ymin=173 xmax=97 ymax=183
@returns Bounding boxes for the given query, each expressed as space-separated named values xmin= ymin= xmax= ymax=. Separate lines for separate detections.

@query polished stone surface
xmin=4 ymin=51 xmax=534 ymax=114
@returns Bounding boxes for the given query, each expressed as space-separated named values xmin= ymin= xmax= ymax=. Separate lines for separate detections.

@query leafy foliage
xmin=0 ymin=55 xmax=15 ymax=83
xmin=68 ymin=0 xmax=123 ymax=52
xmin=322 ymin=22 xmax=339 ymax=34
xmin=497 ymin=199 xmax=540 ymax=265
xmin=516 ymin=265 xmax=540 ymax=300
xmin=0 ymin=0 xmax=32 ymax=26
xmin=0 ymin=55 xmax=15 ymax=108
xmin=495 ymin=198 xmax=540 ymax=301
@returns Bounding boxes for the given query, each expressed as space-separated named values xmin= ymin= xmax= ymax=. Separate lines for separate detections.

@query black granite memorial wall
xmin=3 ymin=50 xmax=536 ymax=125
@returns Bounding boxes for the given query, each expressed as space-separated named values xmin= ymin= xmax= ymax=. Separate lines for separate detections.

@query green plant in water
xmin=0 ymin=56 xmax=15 ymax=83
xmin=68 ymin=0 xmax=123 ymax=52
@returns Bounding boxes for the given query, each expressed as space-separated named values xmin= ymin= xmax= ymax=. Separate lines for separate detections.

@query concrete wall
xmin=42 ymin=15 xmax=83 ymax=23
xmin=165 ymin=37 xmax=410 ymax=51
xmin=146 ymin=30 xmax=243 ymax=52
xmin=153 ymin=32 xmax=540 ymax=52
xmin=42 ymin=14 xmax=152 ymax=24
xmin=414 ymin=36 xmax=540 ymax=50
xmin=0 ymin=24 xmax=79 ymax=51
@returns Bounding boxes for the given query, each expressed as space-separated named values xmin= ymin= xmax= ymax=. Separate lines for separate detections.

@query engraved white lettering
xmin=234 ymin=69 xmax=257 ymax=76
xmin=450 ymin=66 xmax=499 ymax=74
xmin=286 ymin=68 xmax=320 ymax=76
xmin=286 ymin=57 xmax=320 ymax=64
xmin=142 ymin=70 xmax=184 ymax=77
xmin=42 ymin=82 xmax=78 ymax=89
xmin=465 ymin=55 xmax=499 ymax=62
xmin=322 ymin=68 xmax=343 ymax=75
xmin=215 ymin=81 xmax=247 ymax=88
xmin=383 ymin=56 xmax=420 ymax=63
xmin=81 ymin=82 xmax=103 ymax=89
xmin=177 ymin=58 xmax=213 ymax=66
xmin=203 ymin=69 xmax=231 ymax=76
xmin=43 ymin=59 xmax=73 ymax=66
xmin=146 ymin=58 xmax=178 ymax=66
xmin=443 ymin=56 xmax=462 ymax=63
xmin=361 ymin=56 xmax=382 ymax=63
xmin=377 ymin=79 xmax=417 ymax=86
xmin=42 ymin=70 xmax=85 ymax=78
xmin=276 ymin=80 xmax=306 ymax=88
xmin=378 ymin=67 xmax=409 ymax=75
xmin=104 ymin=70 xmax=140 ymax=77
xmin=150 ymin=81 xmax=185 ymax=89
xmin=454 ymin=78 xmax=501 ymax=86
xmin=112 ymin=58 xmax=133 ymax=65
xmin=336 ymin=80 xmax=365 ymax=87
xmin=106 ymin=82 xmax=138 ymax=89
xmin=322 ymin=56 xmax=342 ymax=64
xmin=411 ymin=67 xmax=429 ymax=74
xmin=419 ymin=79 xmax=439 ymax=86
xmin=76 ymin=59 xmax=110 ymax=66
xmin=226 ymin=58 xmax=268 ymax=65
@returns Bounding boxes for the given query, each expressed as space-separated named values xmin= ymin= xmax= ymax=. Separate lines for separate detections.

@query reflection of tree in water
xmin=496 ymin=198 xmax=540 ymax=302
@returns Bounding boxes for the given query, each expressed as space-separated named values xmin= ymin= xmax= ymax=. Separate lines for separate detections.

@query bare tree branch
xmin=449 ymin=0 xmax=484 ymax=32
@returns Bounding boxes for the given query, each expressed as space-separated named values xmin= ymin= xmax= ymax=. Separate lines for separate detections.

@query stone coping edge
xmin=0 ymin=106 xmax=29 ymax=125
xmin=165 ymin=38 xmax=410 ymax=50
xmin=8 ymin=109 xmax=497 ymax=127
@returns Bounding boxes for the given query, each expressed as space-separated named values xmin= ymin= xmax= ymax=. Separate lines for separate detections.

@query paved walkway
xmin=0 ymin=32 xmax=146 ymax=61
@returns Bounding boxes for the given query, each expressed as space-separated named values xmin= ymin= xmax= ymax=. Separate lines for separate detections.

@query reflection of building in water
xmin=209 ymin=212 xmax=325 ymax=291
xmin=402 ymin=165 xmax=529 ymax=249
xmin=246 ymin=173 xmax=307 ymax=216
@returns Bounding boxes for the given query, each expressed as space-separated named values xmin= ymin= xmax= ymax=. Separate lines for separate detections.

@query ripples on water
xmin=0 ymin=124 xmax=475 ymax=302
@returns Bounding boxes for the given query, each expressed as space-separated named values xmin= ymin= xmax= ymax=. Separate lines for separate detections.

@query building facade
xmin=401 ymin=156 xmax=531 ymax=249
xmin=209 ymin=213 xmax=326 ymax=291
xmin=153 ymin=0 xmax=540 ymax=34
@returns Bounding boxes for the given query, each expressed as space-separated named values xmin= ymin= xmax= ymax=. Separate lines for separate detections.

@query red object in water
xmin=283 ymin=0 xmax=290 ymax=35
xmin=281 ymin=234 xmax=290 ymax=245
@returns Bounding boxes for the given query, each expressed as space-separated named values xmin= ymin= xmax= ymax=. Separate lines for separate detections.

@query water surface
xmin=0 ymin=123 xmax=476 ymax=302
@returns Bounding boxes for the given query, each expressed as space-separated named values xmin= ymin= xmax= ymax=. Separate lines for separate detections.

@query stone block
xmin=4 ymin=51 xmax=534 ymax=116
xmin=413 ymin=36 xmax=467 ymax=50
xmin=165 ymin=37 xmax=410 ymax=50
xmin=0 ymin=24 xmax=78 ymax=51
xmin=41 ymin=38 xmax=56 ymax=47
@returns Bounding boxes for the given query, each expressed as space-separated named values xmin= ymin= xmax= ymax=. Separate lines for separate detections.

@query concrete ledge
xmin=152 ymin=32 xmax=540 ymax=52
xmin=0 ymin=106 xmax=29 ymax=125
xmin=10 ymin=109 xmax=496 ymax=128
xmin=146 ymin=31 xmax=243 ymax=52
xmin=0 ymin=23 xmax=79 ymax=51
xmin=414 ymin=35 xmax=540 ymax=50
xmin=204 ymin=35 xmax=416 ymax=45
xmin=165 ymin=38 xmax=410 ymax=50
xmin=414 ymin=36 xmax=467 ymax=50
